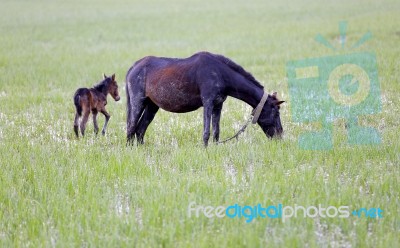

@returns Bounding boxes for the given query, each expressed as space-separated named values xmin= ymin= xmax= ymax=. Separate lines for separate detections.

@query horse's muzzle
xmin=275 ymin=128 xmax=283 ymax=139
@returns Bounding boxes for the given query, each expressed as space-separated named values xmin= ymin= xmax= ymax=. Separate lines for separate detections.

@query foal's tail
xmin=73 ymin=92 xmax=82 ymax=116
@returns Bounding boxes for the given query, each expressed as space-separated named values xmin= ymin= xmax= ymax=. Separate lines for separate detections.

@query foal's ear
xmin=276 ymin=101 xmax=285 ymax=105
xmin=111 ymin=74 xmax=115 ymax=81
xmin=103 ymin=73 xmax=107 ymax=79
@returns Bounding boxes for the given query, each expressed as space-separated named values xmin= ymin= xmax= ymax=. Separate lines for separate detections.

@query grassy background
xmin=0 ymin=0 xmax=399 ymax=247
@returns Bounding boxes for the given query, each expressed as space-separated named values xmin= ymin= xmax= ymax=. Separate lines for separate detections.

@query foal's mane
xmin=93 ymin=78 xmax=110 ymax=92
xmin=212 ymin=53 xmax=264 ymax=89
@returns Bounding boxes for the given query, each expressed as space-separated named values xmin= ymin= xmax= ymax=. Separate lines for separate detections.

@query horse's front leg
xmin=101 ymin=109 xmax=110 ymax=135
xmin=212 ymin=103 xmax=223 ymax=142
xmin=203 ymin=105 xmax=213 ymax=147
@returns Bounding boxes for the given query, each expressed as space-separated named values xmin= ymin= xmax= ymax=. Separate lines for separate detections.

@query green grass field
xmin=0 ymin=0 xmax=399 ymax=247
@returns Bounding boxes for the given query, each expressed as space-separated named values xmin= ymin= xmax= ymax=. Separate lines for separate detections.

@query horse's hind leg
xmin=74 ymin=112 xmax=80 ymax=137
xmin=126 ymin=77 xmax=146 ymax=144
xmin=135 ymin=100 xmax=159 ymax=144
xmin=92 ymin=110 xmax=99 ymax=135
xmin=100 ymin=109 xmax=110 ymax=136
xmin=127 ymin=100 xmax=145 ymax=143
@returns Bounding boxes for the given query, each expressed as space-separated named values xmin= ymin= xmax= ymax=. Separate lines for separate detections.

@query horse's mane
xmin=212 ymin=53 xmax=264 ymax=89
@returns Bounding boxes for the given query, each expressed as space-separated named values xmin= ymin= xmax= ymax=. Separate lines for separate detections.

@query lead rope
xmin=217 ymin=92 xmax=268 ymax=144
xmin=216 ymin=112 xmax=254 ymax=144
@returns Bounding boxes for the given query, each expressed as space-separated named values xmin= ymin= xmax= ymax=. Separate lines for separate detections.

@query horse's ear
xmin=103 ymin=73 xmax=107 ymax=79
xmin=111 ymin=74 xmax=115 ymax=81
xmin=276 ymin=101 xmax=285 ymax=105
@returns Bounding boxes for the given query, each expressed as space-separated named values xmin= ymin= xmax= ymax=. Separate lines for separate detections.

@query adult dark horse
xmin=126 ymin=52 xmax=284 ymax=146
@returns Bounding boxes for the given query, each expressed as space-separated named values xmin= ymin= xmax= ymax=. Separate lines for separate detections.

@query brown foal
xmin=73 ymin=74 xmax=120 ymax=137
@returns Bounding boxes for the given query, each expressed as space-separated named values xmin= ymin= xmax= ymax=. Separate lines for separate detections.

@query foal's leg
xmin=212 ymin=103 xmax=223 ymax=142
xmin=100 ymin=109 xmax=110 ymax=135
xmin=135 ymin=100 xmax=159 ymax=144
xmin=80 ymin=110 xmax=90 ymax=136
xmin=74 ymin=112 xmax=80 ymax=137
xmin=92 ymin=110 xmax=99 ymax=135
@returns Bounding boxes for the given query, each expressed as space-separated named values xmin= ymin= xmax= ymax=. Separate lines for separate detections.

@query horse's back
xmin=126 ymin=54 xmax=208 ymax=113
xmin=127 ymin=52 xmax=214 ymax=77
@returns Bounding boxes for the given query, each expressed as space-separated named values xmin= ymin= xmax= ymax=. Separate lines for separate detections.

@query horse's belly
xmin=146 ymin=81 xmax=202 ymax=113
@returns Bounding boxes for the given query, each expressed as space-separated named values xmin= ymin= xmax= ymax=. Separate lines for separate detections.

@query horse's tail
xmin=126 ymin=65 xmax=139 ymax=133
xmin=126 ymin=58 xmax=149 ymax=142
xmin=73 ymin=91 xmax=82 ymax=116
xmin=125 ymin=77 xmax=131 ymax=123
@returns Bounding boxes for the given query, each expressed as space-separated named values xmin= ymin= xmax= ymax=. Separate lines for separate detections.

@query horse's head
xmin=257 ymin=92 xmax=285 ymax=138
xmin=104 ymin=73 xmax=120 ymax=101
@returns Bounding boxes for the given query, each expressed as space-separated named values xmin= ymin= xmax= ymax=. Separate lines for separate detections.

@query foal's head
xmin=257 ymin=92 xmax=285 ymax=138
xmin=103 ymin=73 xmax=120 ymax=101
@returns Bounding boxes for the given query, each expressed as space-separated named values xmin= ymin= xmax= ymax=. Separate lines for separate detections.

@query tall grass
xmin=0 ymin=0 xmax=399 ymax=247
